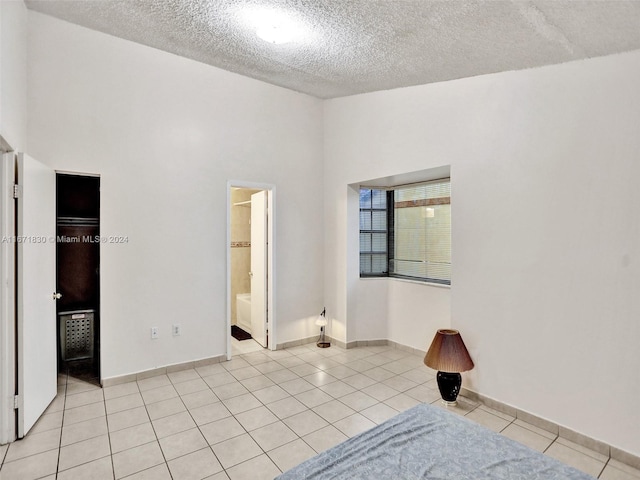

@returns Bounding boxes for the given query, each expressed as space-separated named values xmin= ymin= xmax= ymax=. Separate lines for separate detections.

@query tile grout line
xmin=0 ymin=441 xmax=6 ymax=469
xmin=57 ymin=374 xmax=112 ymax=478
xmin=104 ymin=379 xmax=134 ymax=480
xmin=103 ymin=392 xmax=117 ymax=480
xmin=249 ymin=348 xmax=415 ymax=464
xmin=140 ymin=376 xmax=174 ymax=480
xmin=192 ymin=363 xmax=241 ymax=478
xmin=234 ymin=348 xmax=342 ymax=471
xmin=173 ymin=359 xmax=252 ymax=478
xmin=228 ymin=353 xmax=309 ymax=473
xmin=248 ymin=349 xmax=333 ymax=472
xmin=54 ymin=372 xmax=68 ymax=479
xmin=106 ymin=380 xmax=163 ymax=479
xmin=597 ymin=458 xmax=611 ymax=479
xmin=98 ymin=384 xmax=112 ymax=480
xmin=542 ymin=435 xmax=560 ymax=455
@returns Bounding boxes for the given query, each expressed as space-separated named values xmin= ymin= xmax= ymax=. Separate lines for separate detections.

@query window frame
xmin=359 ymin=178 xmax=451 ymax=285
xmin=359 ymin=189 xmax=392 ymax=277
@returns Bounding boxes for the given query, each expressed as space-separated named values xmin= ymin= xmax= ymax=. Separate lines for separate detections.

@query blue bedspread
xmin=275 ymin=403 xmax=596 ymax=480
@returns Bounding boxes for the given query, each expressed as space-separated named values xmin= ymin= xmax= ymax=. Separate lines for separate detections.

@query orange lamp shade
xmin=424 ymin=329 xmax=474 ymax=373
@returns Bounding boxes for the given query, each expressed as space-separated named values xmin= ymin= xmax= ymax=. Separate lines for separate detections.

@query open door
xmin=16 ymin=153 xmax=57 ymax=437
xmin=250 ymin=190 xmax=267 ymax=347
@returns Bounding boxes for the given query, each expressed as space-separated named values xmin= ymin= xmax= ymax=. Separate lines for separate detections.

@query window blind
xmin=390 ymin=179 xmax=451 ymax=284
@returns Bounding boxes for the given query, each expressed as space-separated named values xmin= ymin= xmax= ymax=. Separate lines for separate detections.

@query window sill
xmin=359 ymin=276 xmax=451 ymax=289
xmin=390 ymin=277 xmax=451 ymax=288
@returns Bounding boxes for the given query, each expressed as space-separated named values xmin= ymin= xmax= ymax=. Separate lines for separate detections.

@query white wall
xmin=27 ymin=11 xmax=324 ymax=379
xmin=0 ymin=0 xmax=27 ymax=151
xmin=324 ymin=51 xmax=640 ymax=456
xmin=387 ymin=280 xmax=450 ymax=351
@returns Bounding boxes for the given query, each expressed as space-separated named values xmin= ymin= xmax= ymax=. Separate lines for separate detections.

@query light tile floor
xmin=231 ymin=338 xmax=263 ymax=357
xmin=1 ymin=343 xmax=639 ymax=480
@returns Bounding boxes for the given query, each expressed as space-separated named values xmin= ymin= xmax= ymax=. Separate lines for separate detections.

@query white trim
xmin=0 ymin=135 xmax=13 ymax=154
xmin=359 ymin=276 xmax=451 ymax=289
xmin=352 ymin=165 xmax=451 ymax=189
xmin=54 ymin=170 xmax=100 ymax=178
xmin=360 ymin=176 xmax=451 ymax=191
xmin=0 ymin=152 xmax=17 ymax=444
xmin=226 ymin=181 xmax=276 ymax=360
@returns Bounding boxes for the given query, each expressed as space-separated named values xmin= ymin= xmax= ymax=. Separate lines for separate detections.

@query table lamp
xmin=424 ymin=329 xmax=474 ymax=406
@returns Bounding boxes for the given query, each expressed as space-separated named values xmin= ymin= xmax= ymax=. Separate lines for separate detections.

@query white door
xmin=16 ymin=153 xmax=57 ymax=437
xmin=250 ymin=191 xmax=267 ymax=347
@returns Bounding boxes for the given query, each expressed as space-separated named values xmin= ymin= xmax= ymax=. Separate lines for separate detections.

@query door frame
xmin=226 ymin=181 xmax=276 ymax=360
xmin=0 ymin=152 xmax=17 ymax=444
xmin=55 ymin=171 xmax=102 ymax=382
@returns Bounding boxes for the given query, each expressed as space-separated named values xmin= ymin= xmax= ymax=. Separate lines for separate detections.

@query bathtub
xmin=236 ymin=293 xmax=252 ymax=334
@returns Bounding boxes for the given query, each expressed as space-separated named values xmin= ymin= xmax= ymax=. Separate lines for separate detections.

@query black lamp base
xmin=436 ymin=371 xmax=462 ymax=406
xmin=317 ymin=327 xmax=330 ymax=348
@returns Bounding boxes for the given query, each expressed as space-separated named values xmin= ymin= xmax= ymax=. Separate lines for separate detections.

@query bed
xmin=275 ymin=403 xmax=596 ymax=480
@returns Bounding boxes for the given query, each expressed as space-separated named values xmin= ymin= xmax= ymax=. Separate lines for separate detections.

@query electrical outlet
xmin=172 ymin=324 xmax=181 ymax=336
xmin=151 ymin=327 xmax=159 ymax=339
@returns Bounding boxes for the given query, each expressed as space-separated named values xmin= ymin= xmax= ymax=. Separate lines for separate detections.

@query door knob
xmin=249 ymin=272 xmax=253 ymax=277
xmin=53 ymin=292 xmax=62 ymax=300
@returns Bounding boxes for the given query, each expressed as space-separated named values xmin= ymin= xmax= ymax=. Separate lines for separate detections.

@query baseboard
xmin=460 ymin=387 xmax=640 ymax=470
xmin=101 ymin=354 xmax=226 ymax=387
xmin=344 ymin=339 xmax=387 ymax=349
xmin=276 ymin=335 xmax=353 ymax=350
xmin=342 ymin=338 xmax=427 ymax=357
xmin=276 ymin=335 xmax=320 ymax=350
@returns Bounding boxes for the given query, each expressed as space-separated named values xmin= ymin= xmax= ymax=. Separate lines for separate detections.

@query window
xmin=359 ymin=188 xmax=389 ymax=276
xmin=360 ymin=178 xmax=451 ymax=285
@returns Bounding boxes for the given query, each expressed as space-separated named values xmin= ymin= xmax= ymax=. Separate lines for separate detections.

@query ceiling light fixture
xmin=256 ymin=24 xmax=293 ymax=45
xmin=240 ymin=7 xmax=307 ymax=45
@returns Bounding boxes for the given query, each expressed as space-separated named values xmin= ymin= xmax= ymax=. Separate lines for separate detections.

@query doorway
xmin=1 ymin=155 xmax=102 ymax=440
xmin=227 ymin=183 xmax=275 ymax=359
xmin=56 ymin=173 xmax=100 ymax=384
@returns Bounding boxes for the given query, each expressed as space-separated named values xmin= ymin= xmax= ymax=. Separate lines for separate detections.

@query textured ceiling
xmin=24 ymin=0 xmax=640 ymax=99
